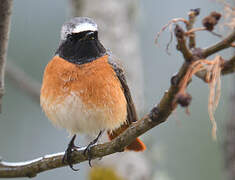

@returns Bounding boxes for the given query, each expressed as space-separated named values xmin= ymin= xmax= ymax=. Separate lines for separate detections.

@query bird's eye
xmin=67 ymin=34 xmax=73 ymax=41
xmin=66 ymin=31 xmax=97 ymax=42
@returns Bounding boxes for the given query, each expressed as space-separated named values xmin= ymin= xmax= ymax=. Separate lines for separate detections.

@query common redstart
xmin=40 ymin=17 xmax=146 ymax=170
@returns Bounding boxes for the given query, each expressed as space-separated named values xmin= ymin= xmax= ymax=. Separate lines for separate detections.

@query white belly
xmin=41 ymin=91 xmax=126 ymax=136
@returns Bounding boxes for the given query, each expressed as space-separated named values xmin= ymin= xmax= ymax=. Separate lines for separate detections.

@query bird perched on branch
xmin=40 ymin=17 xmax=146 ymax=170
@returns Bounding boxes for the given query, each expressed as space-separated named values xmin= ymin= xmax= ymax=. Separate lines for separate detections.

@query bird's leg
xmin=84 ymin=131 xmax=104 ymax=167
xmin=63 ymin=135 xmax=80 ymax=171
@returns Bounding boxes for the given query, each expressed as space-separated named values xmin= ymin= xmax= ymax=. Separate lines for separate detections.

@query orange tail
xmin=107 ymin=124 xmax=146 ymax=152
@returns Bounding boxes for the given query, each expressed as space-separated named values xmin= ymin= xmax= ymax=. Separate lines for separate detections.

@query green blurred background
xmin=0 ymin=0 xmax=234 ymax=179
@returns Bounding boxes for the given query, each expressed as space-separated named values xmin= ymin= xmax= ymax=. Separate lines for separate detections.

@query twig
xmin=202 ymin=30 xmax=235 ymax=58
xmin=185 ymin=27 xmax=222 ymax=38
xmin=186 ymin=8 xmax=200 ymax=49
xmin=155 ymin=18 xmax=189 ymax=44
xmin=165 ymin=26 xmax=174 ymax=55
xmin=210 ymin=31 xmax=223 ymax=38
xmin=174 ymin=25 xmax=193 ymax=61
xmin=194 ymin=30 xmax=235 ymax=81
xmin=185 ymin=27 xmax=206 ymax=35
xmin=0 ymin=0 xmax=13 ymax=112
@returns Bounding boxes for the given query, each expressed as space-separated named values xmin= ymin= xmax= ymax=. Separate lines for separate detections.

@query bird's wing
xmin=108 ymin=54 xmax=138 ymax=124
xmin=107 ymin=53 xmax=145 ymax=151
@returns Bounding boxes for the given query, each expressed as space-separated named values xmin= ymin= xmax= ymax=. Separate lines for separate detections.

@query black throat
xmin=56 ymin=32 xmax=106 ymax=65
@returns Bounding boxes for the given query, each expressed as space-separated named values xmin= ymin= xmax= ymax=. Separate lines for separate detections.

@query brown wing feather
xmin=108 ymin=55 xmax=138 ymax=124
xmin=107 ymin=54 xmax=146 ymax=151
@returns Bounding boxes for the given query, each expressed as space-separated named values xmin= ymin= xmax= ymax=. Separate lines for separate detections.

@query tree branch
xmin=222 ymin=55 xmax=235 ymax=75
xmin=186 ymin=8 xmax=200 ymax=49
xmin=193 ymin=30 xmax=235 ymax=82
xmin=202 ymin=30 xmax=235 ymax=58
xmin=175 ymin=25 xmax=193 ymax=61
xmin=0 ymin=0 xmax=13 ymax=112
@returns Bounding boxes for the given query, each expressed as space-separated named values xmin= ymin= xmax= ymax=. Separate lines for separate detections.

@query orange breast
xmin=40 ymin=55 xmax=127 ymax=135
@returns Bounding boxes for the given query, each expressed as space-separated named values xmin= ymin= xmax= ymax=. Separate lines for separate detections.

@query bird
xmin=40 ymin=17 xmax=146 ymax=170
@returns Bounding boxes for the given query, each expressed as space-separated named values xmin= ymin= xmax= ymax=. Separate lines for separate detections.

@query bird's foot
xmin=83 ymin=131 xmax=104 ymax=167
xmin=83 ymin=143 xmax=95 ymax=167
xmin=62 ymin=135 xmax=80 ymax=171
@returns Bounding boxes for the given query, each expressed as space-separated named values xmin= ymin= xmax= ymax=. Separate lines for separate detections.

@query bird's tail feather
xmin=107 ymin=123 xmax=146 ymax=152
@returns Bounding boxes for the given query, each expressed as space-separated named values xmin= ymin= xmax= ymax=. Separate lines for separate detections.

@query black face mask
xmin=56 ymin=31 xmax=107 ymax=65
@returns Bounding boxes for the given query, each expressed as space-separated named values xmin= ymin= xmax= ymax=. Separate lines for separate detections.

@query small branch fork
xmin=1 ymin=8 xmax=235 ymax=178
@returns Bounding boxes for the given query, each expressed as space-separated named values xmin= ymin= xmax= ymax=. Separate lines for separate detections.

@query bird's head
xmin=57 ymin=17 xmax=106 ymax=64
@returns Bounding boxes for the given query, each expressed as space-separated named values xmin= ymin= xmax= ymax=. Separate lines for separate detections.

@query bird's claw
xmin=83 ymin=131 xmax=103 ymax=167
xmin=83 ymin=143 xmax=94 ymax=167
xmin=62 ymin=135 xmax=80 ymax=171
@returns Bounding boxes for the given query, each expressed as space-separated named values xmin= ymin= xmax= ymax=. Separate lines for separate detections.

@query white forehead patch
xmin=60 ymin=17 xmax=98 ymax=41
xmin=72 ymin=23 xmax=97 ymax=34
